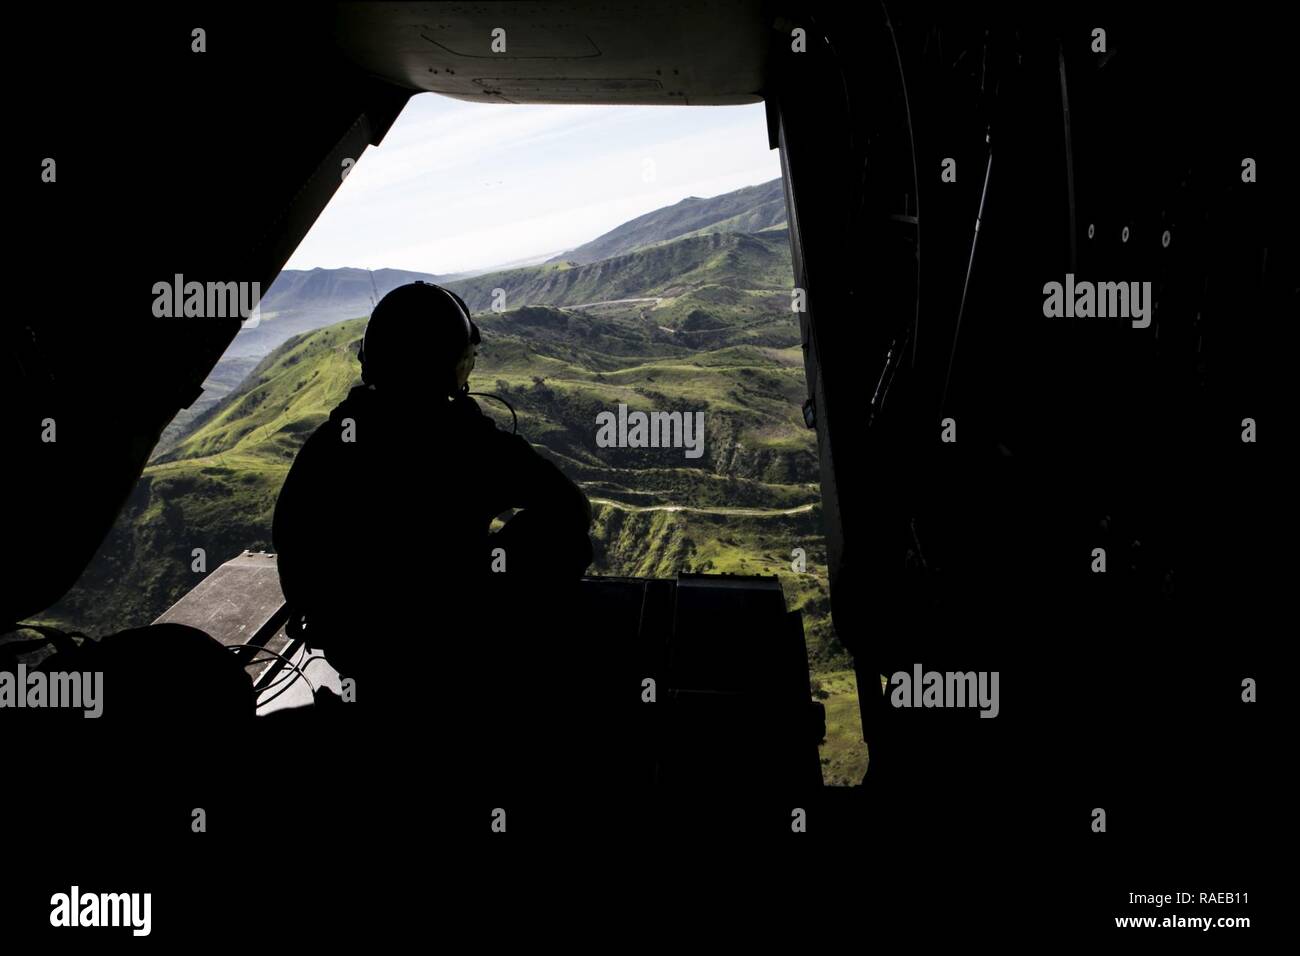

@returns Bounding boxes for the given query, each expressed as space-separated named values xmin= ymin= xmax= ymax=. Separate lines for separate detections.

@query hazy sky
xmin=283 ymin=92 xmax=782 ymax=276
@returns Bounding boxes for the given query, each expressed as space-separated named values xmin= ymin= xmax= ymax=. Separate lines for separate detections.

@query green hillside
xmin=40 ymin=224 xmax=867 ymax=785
xmin=550 ymin=177 xmax=786 ymax=265
xmin=445 ymin=230 xmax=793 ymax=314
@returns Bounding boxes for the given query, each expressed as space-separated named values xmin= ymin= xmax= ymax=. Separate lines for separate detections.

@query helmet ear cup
xmin=443 ymin=288 xmax=477 ymax=346
xmin=358 ymin=323 xmax=375 ymax=384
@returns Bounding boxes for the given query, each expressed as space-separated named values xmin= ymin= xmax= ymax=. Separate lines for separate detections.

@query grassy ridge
xmin=445 ymin=231 xmax=794 ymax=313
xmin=552 ymin=178 xmax=786 ymax=265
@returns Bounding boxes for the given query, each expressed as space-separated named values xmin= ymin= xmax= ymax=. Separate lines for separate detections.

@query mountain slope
xmin=216 ymin=178 xmax=788 ymax=362
xmin=549 ymin=178 xmax=786 ymax=265
xmin=158 ymin=227 xmax=795 ymax=459
xmin=446 ymin=229 xmax=791 ymax=315
xmin=224 ymin=266 xmax=456 ymax=359
xmin=214 ymin=176 xmax=788 ymax=364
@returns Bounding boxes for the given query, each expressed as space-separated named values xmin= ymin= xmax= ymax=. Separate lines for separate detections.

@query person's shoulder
xmin=329 ymin=384 xmax=375 ymax=420
xmin=287 ymin=386 xmax=372 ymax=466
xmin=450 ymin=393 xmax=500 ymax=432
xmin=450 ymin=395 xmax=537 ymax=464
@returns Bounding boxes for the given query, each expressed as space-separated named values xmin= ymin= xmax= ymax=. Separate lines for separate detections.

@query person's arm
xmin=493 ymin=428 xmax=592 ymax=527
xmin=272 ymin=425 xmax=354 ymax=610
xmin=465 ymin=401 xmax=590 ymax=528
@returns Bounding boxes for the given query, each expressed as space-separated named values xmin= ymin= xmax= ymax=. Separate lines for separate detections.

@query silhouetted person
xmin=272 ymin=282 xmax=592 ymax=721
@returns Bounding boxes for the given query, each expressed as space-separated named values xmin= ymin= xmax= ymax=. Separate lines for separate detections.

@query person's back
xmin=271 ymin=283 xmax=593 ymax=726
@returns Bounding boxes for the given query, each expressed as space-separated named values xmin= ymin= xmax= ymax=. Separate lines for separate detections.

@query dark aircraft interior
xmin=4 ymin=0 xmax=1288 ymax=937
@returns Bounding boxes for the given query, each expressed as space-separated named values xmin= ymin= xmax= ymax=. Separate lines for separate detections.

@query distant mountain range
xmin=233 ymin=177 xmax=787 ymax=359
xmin=159 ymin=178 xmax=791 ymax=452
xmin=228 ymin=267 xmax=454 ymax=359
